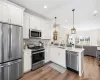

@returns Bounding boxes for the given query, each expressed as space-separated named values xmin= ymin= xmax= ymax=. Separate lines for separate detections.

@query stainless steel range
xmin=28 ymin=45 xmax=45 ymax=70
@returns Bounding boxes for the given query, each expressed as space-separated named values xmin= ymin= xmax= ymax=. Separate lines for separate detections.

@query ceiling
xmin=8 ymin=0 xmax=100 ymax=31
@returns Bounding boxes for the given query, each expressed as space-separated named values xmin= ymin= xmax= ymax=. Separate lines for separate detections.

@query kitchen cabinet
xmin=0 ymin=3 xmax=2 ymax=22
xmin=24 ymin=50 xmax=31 ymax=73
xmin=30 ymin=15 xmax=41 ymax=30
xmin=50 ymin=47 xmax=66 ymax=68
xmin=8 ymin=4 xmax=23 ymax=26
xmin=23 ymin=13 xmax=30 ymax=38
xmin=0 ymin=1 xmax=24 ymax=26
xmin=0 ymin=2 xmax=10 ymax=23
xmin=66 ymin=51 xmax=79 ymax=71
xmin=41 ymin=20 xmax=51 ymax=39
xmin=50 ymin=47 xmax=58 ymax=63
xmin=45 ymin=45 xmax=50 ymax=63
xmin=58 ymin=48 xmax=66 ymax=68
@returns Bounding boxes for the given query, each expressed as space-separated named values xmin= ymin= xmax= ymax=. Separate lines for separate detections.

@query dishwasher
xmin=66 ymin=51 xmax=79 ymax=71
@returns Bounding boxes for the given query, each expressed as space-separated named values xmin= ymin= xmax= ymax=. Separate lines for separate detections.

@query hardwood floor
xmin=20 ymin=56 xmax=100 ymax=80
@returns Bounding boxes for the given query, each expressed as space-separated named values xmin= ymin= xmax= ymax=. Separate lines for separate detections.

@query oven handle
xmin=32 ymin=51 xmax=45 ymax=54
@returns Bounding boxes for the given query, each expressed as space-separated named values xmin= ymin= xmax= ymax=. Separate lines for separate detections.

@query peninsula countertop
xmin=50 ymin=45 xmax=84 ymax=53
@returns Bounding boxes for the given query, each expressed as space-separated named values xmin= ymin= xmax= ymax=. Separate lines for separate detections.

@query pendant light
xmin=71 ymin=9 xmax=76 ymax=34
xmin=53 ymin=17 xmax=58 ymax=41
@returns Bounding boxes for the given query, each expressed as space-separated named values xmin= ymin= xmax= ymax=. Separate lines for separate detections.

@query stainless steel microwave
xmin=29 ymin=29 xmax=41 ymax=38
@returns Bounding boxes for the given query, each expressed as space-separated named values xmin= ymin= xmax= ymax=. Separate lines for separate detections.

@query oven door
xmin=32 ymin=51 xmax=44 ymax=64
xmin=29 ymin=29 xmax=41 ymax=38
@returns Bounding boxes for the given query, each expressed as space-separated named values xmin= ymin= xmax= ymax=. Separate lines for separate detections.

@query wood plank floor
xmin=20 ymin=56 xmax=100 ymax=80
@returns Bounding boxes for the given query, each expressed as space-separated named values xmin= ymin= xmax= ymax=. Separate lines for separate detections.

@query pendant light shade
xmin=71 ymin=9 xmax=76 ymax=34
xmin=71 ymin=27 xmax=76 ymax=34
xmin=53 ymin=17 xmax=58 ymax=41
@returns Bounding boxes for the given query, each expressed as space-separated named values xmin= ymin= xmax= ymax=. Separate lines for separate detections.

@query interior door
xmin=2 ymin=23 xmax=10 ymax=62
xmin=10 ymin=25 xmax=23 ymax=60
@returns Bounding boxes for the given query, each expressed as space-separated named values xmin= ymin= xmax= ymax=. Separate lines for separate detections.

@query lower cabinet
xmin=24 ymin=50 xmax=31 ymax=73
xmin=50 ymin=47 xmax=66 ymax=68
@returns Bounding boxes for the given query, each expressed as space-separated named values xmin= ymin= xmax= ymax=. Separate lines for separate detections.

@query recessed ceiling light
xmin=65 ymin=20 xmax=67 ymax=22
xmin=44 ymin=5 xmax=47 ymax=9
xmin=93 ymin=10 xmax=98 ymax=14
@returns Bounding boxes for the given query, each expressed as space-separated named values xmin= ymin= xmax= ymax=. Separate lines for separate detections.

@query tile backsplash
xmin=23 ymin=39 xmax=51 ymax=48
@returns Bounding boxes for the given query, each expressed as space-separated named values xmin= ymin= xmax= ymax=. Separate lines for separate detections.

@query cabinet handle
xmin=58 ymin=53 xmax=60 ymax=55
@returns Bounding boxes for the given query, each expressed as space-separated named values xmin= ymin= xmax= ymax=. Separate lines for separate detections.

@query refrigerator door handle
xmin=8 ymin=60 xmax=21 ymax=66
xmin=9 ymin=25 xmax=12 ymax=58
xmin=0 ymin=65 xmax=5 ymax=68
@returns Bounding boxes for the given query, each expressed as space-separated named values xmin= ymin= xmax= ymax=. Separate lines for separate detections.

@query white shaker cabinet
xmin=24 ymin=50 xmax=31 ymax=73
xmin=42 ymin=20 xmax=51 ymax=39
xmin=50 ymin=47 xmax=58 ymax=63
xmin=50 ymin=47 xmax=66 ymax=68
xmin=0 ymin=3 xmax=2 ymax=22
xmin=0 ymin=1 xmax=24 ymax=26
xmin=30 ymin=15 xmax=41 ymax=30
xmin=23 ymin=13 xmax=30 ymax=38
xmin=58 ymin=48 xmax=66 ymax=68
xmin=45 ymin=45 xmax=51 ymax=63
xmin=1 ymin=3 xmax=10 ymax=23
xmin=7 ymin=4 xmax=23 ymax=26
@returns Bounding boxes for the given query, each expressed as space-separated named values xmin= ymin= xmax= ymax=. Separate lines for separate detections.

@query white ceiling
xmin=8 ymin=0 xmax=100 ymax=31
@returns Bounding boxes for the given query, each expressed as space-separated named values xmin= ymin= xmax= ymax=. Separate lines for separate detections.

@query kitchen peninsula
xmin=50 ymin=45 xmax=84 ymax=76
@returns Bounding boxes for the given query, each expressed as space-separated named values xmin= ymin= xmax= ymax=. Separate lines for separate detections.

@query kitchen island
xmin=50 ymin=45 xmax=84 ymax=76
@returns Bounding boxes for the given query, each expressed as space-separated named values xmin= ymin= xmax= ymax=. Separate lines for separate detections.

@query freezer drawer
xmin=0 ymin=64 xmax=3 ymax=80
xmin=0 ymin=59 xmax=23 ymax=80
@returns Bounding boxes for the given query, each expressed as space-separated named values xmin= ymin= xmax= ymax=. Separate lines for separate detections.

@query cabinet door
xmin=24 ymin=51 xmax=31 ymax=73
xmin=1 ymin=3 xmax=10 ymax=23
xmin=45 ymin=46 xmax=50 ymax=63
xmin=0 ymin=3 xmax=2 ymax=22
xmin=42 ymin=20 xmax=51 ymax=39
xmin=57 ymin=49 xmax=66 ymax=68
xmin=23 ymin=13 xmax=30 ymax=38
xmin=8 ymin=4 xmax=23 ymax=26
xmin=30 ymin=16 xmax=41 ymax=30
xmin=50 ymin=47 xmax=58 ymax=63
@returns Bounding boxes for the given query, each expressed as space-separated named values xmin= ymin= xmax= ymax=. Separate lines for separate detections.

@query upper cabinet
xmin=23 ymin=12 xmax=52 ymax=39
xmin=0 ymin=3 xmax=2 ymax=21
xmin=23 ymin=13 xmax=30 ymax=39
xmin=7 ymin=4 xmax=23 ymax=26
xmin=41 ymin=20 xmax=51 ymax=39
xmin=30 ymin=15 xmax=41 ymax=30
xmin=1 ymin=3 xmax=10 ymax=23
xmin=0 ymin=1 xmax=24 ymax=26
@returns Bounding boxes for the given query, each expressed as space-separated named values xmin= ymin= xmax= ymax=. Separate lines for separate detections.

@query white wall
xmin=51 ymin=26 xmax=69 ymax=44
xmin=76 ymin=29 xmax=100 ymax=46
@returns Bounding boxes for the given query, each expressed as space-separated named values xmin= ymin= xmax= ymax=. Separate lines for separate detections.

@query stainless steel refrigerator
xmin=0 ymin=22 xmax=23 ymax=80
